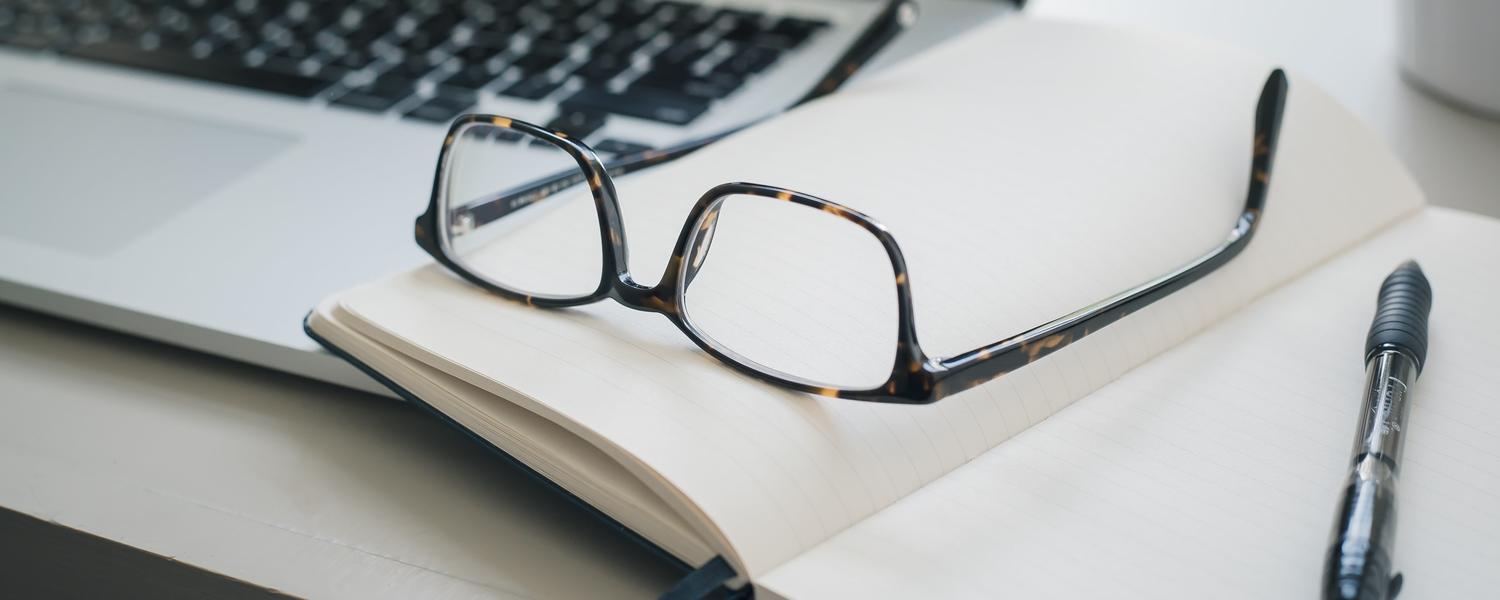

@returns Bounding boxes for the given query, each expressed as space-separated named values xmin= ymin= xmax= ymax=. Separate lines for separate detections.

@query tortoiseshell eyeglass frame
xmin=416 ymin=61 xmax=1287 ymax=404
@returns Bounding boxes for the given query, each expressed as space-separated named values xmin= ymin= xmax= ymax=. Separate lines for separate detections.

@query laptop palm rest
xmin=0 ymin=85 xmax=295 ymax=256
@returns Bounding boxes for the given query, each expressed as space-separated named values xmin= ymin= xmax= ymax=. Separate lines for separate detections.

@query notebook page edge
xmin=308 ymin=297 xmax=722 ymax=567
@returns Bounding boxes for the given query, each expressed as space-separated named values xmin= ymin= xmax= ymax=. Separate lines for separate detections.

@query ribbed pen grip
xmin=1365 ymin=261 xmax=1433 ymax=371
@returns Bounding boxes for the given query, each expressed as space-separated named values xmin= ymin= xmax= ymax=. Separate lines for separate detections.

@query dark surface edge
xmin=0 ymin=505 xmax=296 ymax=599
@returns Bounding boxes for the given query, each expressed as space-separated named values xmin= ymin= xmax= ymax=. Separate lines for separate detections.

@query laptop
xmin=0 ymin=0 xmax=1017 ymax=395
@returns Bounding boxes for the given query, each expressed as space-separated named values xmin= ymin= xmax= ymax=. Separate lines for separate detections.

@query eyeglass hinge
xmin=450 ymin=211 xmax=476 ymax=236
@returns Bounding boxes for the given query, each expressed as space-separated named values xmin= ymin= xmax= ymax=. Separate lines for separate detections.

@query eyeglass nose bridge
xmin=608 ymin=276 xmax=679 ymax=315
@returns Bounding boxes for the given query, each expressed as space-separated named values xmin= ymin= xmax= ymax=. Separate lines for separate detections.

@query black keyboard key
xmin=536 ymin=23 xmax=585 ymax=45
xmin=312 ymin=29 xmax=350 ymax=55
xmin=271 ymin=40 xmax=314 ymax=61
xmin=418 ymin=13 xmax=461 ymax=38
xmin=331 ymin=49 xmax=375 ymax=70
xmin=576 ymin=54 xmax=631 ymax=82
xmin=656 ymin=1 xmax=697 ymax=15
xmin=500 ymin=76 xmax=565 ymax=100
xmin=330 ymin=89 xmax=403 ymax=112
xmin=718 ymin=45 xmax=778 ymax=76
xmin=513 ymin=41 xmax=569 ymax=74
xmin=399 ymin=57 xmax=444 ymax=80
xmin=721 ymin=14 xmax=771 ymax=45
xmin=459 ymin=2 xmax=502 ymax=27
xmin=404 ymin=96 xmax=474 ymax=123
xmin=154 ymin=7 xmax=196 ymax=34
xmin=207 ymin=32 xmax=257 ymax=56
xmin=333 ymin=72 xmax=417 ymax=112
xmin=756 ymin=16 xmax=827 ymax=50
xmin=545 ymin=109 xmax=608 ymax=140
xmin=259 ymin=56 xmax=346 ymax=85
xmin=750 ymin=32 xmax=799 ymax=51
xmin=398 ymin=30 xmax=443 ymax=53
xmin=603 ymin=0 xmax=657 ymax=26
xmin=550 ymin=0 xmax=591 ymax=21
xmin=594 ymin=139 xmax=653 ymax=155
xmin=480 ymin=14 xmax=522 ymax=34
xmin=692 ymin=74 xmax=745 ymax=99
xmin=342 ymin=25 xmax=382 ymax=49
xmin=635 ymin=64 xmax=690 ymax=86
xmin=467 ymin=27 xmax=518 ymax=50
xmin=774 ymin=17 xmax=830 ymax=34
xmin=664 ymin=7 xmax=716 ymax=37
xmin=259 ymin=55 xmax=310 ymax=76
xmin=440 ymin=65 xmax=500 ymax=91
xmin=511 ymin=55 xmax=560 ymax=76
xmin=595 ymin=30 xmax=649 ymax=56
xmin=655 ymin=38 xmax=711 ymax=69
xmin=434 ymin=84 xmax=478 ymax=104
xmin=138 ymin=29 xmax=195 ymax=54
xmin=639 ymin=69 xmax=742 ymax=99
xmin=256 ymin=20 xmax=292 ymax=45
xmin=311 ymin=64 xmax=348 ymax=85
xmin=456 ymin=42 xmax=506 ymax=66
xmin=719 ymin=8 xmax=772 ymax=21
xmin=302 ymin=3 xmax=343 ymax=23
xmin=369 ymin=73 xmax=417 ymax=96
xmin=67 ymin=41 xmax=331 ymax=98
xmin=561 ymin=85 xmax=708 ymax=125
xmin=289 ymin=19 xmax=329 ymax=43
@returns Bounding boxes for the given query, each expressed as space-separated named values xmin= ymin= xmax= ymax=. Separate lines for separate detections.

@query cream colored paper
xmin=761 ymin=208 xmax=1500 ymax=599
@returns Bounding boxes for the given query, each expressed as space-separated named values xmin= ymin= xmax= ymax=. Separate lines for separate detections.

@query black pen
xmin=1322 ymin=261 xmax=1433 ymax=600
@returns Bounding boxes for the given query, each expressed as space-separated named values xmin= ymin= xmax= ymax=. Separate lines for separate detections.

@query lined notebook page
xmin=331 ymin=19 xmax=1422 ymax=576
xmin=759 ymin=208 xmax=1500 ymax=599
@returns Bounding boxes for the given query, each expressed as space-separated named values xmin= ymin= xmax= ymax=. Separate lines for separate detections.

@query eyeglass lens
xmin=440 ymin=123 xmax=604 ymax=299
xmin=680 ymin=193 xmax=899 ymax=389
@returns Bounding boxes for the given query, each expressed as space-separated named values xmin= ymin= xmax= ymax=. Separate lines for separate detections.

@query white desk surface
xmin=1032 ymin=0 xmax=1500 ymax=219
xmin=3 ymin=1 xmax=1498 ymax=598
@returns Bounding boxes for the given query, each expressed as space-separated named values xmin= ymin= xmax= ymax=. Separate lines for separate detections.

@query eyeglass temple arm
xmin=450 ymin=133 xmax=735 ymax=231
xmin=795 ymin=0 xmax=919 ymax=106
xmin=449 ymin=0 xmax=919 ymax=231
xmin=929 ymin=69 xmax=1288 ymax=397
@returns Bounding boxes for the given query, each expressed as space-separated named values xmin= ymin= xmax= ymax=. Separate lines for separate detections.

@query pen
xmin=1322 ymin=260 xmax=1433 ymax=600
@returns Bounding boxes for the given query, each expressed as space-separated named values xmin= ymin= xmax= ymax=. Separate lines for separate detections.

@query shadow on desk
xmin=0 ymin=505 xmax=292 ymax=598
xmin=0 ymin=305 xmax=680 ymax=599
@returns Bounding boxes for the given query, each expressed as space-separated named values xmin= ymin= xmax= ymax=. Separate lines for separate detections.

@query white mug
xmin=1398 ymin=0 xmax=1500 ymax=116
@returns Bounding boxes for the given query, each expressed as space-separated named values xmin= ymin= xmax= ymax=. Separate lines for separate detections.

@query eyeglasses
xmin=414 ymin=23 xmax=1289 ymax=404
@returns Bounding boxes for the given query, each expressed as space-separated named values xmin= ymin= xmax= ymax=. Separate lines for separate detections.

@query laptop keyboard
xmin=0 ymin=0 xmax=828 ymax=138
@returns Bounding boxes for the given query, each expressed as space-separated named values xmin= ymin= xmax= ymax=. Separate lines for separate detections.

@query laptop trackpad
xmin=0 ymin=86 xmax=295 ymax=256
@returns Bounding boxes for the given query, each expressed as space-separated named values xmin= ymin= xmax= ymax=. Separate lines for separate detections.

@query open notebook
xmin=305 ymin=17 xmax=1500 ymax=598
